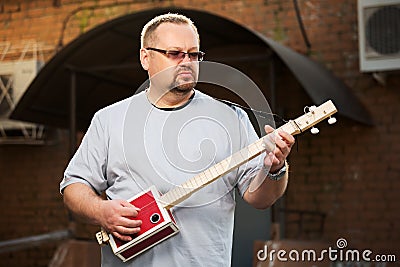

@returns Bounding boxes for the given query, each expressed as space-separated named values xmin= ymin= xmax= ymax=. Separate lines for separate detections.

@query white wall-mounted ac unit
xmin=0 ymin=60 xmax=43 ymax=130
xmin=0 ymin=60 xmax=43 ymax=117
xmin=358 ymin=0 xmax=400 ymax=72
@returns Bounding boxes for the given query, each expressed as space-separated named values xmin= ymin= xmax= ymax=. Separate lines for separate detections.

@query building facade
xmin=0 ymin=0 xmax=399 ymax=266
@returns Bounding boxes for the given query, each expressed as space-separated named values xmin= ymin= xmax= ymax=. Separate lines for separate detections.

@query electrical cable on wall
xmin=293 ymin=0 xmax=312 ymax=53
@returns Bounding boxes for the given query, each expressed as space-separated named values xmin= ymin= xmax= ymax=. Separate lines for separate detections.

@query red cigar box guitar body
xmin=95 ymin=100 xmax=338 ymax=262
xmin=102 ymin=186 xmax=179 ymax=262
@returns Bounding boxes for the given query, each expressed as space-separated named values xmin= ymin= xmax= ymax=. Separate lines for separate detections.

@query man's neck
xmin=146 ymin=87 xmax=194 ymax=109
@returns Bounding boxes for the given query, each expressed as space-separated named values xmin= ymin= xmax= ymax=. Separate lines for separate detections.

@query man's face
xmin=140 ymin=23 xmax=200 ymax=92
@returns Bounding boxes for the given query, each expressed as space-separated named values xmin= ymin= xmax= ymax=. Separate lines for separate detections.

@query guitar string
xmin=212 ymin=97 xmax=288 ymax=125
xmin=214 ymin=97 xmax=300 ymax=152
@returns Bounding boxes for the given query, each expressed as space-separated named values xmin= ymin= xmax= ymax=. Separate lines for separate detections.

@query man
xmin=60 ymin=13 xmax=294 ymax=266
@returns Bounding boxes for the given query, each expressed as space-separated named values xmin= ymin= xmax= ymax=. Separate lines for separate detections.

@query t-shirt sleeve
xmin=233 ymin=107 xmax=264 ymax=197
xmin=60 ymin=111 xmax=109 ymax=194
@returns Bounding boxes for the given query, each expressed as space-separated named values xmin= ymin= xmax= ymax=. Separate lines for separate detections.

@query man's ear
xmin=140 ymin=48 xmax=149 ymax=71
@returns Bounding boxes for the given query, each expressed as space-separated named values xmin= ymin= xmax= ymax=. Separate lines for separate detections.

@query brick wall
xmin=0 ymin=130 xmax=70 ymax=266
xmin=0 ymin=0 xmax=399 ymax=266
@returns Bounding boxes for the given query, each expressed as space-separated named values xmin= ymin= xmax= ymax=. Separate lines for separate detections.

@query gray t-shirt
xmin=60 ymin=90 xmax=263 ymax=267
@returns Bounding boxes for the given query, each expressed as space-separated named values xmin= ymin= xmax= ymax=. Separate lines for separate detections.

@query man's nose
xmin=180 ymin=53 xmax=192 ymax=63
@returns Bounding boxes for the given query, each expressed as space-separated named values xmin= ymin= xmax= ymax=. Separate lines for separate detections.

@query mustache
xmin=175 ymin=65 xmax=195 ymax=75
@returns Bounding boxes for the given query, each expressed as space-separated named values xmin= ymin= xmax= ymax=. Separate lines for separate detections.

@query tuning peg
xmin=304 ymin=105 xmax=317 ymax=114
xmin=309 ymin=105 xmax=317 ymax=112
xmin=310 ymin=127 xmax=319 ymax=134
xmin=328 ymin=116 xmax=337 ymax=125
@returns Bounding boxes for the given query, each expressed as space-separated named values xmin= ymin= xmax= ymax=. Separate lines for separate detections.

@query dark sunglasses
xmin=146 ymin=47 xmax=205 ymax=61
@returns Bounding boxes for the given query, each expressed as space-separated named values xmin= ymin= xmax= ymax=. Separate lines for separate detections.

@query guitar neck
xmin=159 ymin=100 xmax=337 ymax=210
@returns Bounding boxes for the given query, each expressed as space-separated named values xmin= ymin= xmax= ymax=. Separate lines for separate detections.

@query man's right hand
xmin=63 ymin=183 xmax=142 ymax=242
xmin=98 ymin=199 xmax=142 ymax=241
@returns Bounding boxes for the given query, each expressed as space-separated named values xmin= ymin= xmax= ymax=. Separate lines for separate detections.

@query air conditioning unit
xmin=0 ymin=60 xmax=43 ymax=116
xmin=0 ymin=60 xmax=48 ymax=144
xmin=0 ymin=60 xmax=43 ymax=118
xmin=358 ymin=0 xmax=400 ymax=72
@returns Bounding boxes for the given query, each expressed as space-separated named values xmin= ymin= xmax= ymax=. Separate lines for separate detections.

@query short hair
xmin=140 ymin=13 xmax=200 ymax=48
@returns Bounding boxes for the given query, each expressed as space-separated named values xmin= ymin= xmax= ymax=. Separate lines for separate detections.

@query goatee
xmin=171 ymin=81 xmax=197 ymax=93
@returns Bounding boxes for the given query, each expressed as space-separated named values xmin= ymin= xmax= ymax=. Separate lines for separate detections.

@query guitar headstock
xmin=289 ymin=100 xmax=338 ymax=136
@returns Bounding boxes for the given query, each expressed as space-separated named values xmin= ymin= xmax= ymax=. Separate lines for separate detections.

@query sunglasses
xmin=146 ymin=47 xmax=205 ymax=61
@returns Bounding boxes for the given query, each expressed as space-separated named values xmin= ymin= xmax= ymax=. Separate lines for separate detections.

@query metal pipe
xmin=69 ymin=70 xmax=76 ymax=158
xmin=0 ymin=229 xmax=71 ymax=254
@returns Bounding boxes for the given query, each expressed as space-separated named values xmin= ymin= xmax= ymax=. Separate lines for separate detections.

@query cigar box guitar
xmin=96 ymin=100 xmax=338 ymax=262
